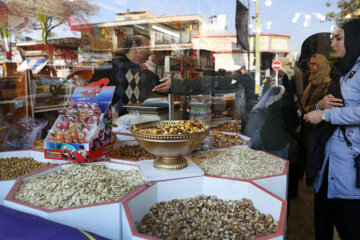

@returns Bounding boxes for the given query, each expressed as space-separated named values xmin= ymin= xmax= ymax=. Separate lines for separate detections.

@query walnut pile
xmin=14 ymin=164 xmax=144 ymax=209
xmin=0 ymin=157 xmax=52 ymax=180
xmin=137 ymin=195 xmax=278 ymax=239
xmin=107 ymin=145 xmax=155 ymax=160
xmin=191 ymin=146 xmax=285 ymax=179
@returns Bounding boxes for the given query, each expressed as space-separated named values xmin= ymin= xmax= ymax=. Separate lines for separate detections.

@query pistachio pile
xmin=14 ymin=164 xmax=144 ymax=209
xmin=191 ymin=146 xmax=285 ymax=179
xmin=0 ymin=157 xmax=52 ymax=180
xmin=137 ymin=195 xmax=278 ymax=239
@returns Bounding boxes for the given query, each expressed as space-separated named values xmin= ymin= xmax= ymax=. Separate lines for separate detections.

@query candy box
xmin=44 ymin=80 xmax=115 ymax=162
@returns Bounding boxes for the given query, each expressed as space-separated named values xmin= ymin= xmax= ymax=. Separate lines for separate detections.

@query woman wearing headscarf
xmin=304 ymin=18 xmax=360 ymax=239
xmin=298 ymin=54 xmax=331 ymax=177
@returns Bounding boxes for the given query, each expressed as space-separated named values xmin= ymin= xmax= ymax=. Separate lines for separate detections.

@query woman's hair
xmin=334 ymin=18 xmax=360 ymax=75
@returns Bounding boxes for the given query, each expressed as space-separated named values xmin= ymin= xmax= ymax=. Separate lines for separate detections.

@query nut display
xmin=132 ymin=120 xmax=210 ymax=135
xmin=210 ymin=132 xmax=247 ymax=148
xmin=0 ymin=157 xmax=52 ymax=180
xmin=14 ymin=164 xmax=144 ymax=209
xmin=137 ymin=195 xmax=278 ymax=239
xmin=33 ymin=139 xmax=45 ymax=150
xmin=214 ymin=120 xmax=242 ymax=133
xmin=191 ymin=146 xmax=285 ymax=179
xmin=107 ymin=145 xmax=155 ymax=160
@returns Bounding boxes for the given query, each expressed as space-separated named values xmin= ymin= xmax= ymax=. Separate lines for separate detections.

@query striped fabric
xmin=17 ymin=58 xmax=48 ymax=74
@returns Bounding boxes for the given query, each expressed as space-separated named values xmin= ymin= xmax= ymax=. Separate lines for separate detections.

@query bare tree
xmin=9 ymin=0 xmax=99 ymax=43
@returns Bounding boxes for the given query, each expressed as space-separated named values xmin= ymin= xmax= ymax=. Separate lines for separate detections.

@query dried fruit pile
xmin=107 ymin=145 xmax=155 ymax=160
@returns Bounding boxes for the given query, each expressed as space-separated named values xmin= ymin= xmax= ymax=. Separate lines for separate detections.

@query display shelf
xmin=0 ymin=100 xmax=14 ymax=105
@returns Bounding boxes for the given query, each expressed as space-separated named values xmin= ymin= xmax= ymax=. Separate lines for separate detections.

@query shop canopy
xmin=17 ymin=58 xmax=48 ymax=74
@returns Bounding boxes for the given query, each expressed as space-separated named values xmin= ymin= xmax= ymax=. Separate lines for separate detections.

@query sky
xmin=83 ymin=0 xmax=339 ymax=53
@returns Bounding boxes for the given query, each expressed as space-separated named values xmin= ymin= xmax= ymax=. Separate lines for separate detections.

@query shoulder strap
xmin=340 ymin=125 xmax=352 ymax=147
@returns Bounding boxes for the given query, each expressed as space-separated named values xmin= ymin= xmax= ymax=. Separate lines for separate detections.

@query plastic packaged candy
xmin=64 ymin=102 xmax=71 ymax=108
xmin=56 ymin=122 xmax=64 ymax=131
xmin=71 ymin=102 xmax=77 ymax=109
xmin=62 ymin=120 xmax=70 ymax=130
xmin=77 ymin=102 xmax=84 ymax=109
xmin=78 ymin=131 xmax=86 ymax=143
xmin=77 ymin=123 xmax=85 ymax=131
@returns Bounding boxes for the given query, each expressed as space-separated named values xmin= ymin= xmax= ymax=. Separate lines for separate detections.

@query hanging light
xmin=345 ymin=13 xmax=352 ymax=19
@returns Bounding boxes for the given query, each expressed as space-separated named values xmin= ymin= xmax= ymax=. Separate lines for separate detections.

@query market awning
xmin=17 ymin=58 xmax=48 ymax=74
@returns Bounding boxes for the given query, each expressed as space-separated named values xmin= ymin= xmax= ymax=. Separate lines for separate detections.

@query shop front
xmin=0 ymin=0 xmax=350 ymax=239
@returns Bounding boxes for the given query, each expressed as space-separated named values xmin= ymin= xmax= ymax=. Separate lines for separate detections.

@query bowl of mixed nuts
xmin=130 ymin=120 xmax=210 ymax=170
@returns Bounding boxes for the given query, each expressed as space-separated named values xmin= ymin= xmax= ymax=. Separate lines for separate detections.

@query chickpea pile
xmin=133 ymin=120 xmax=210 ymax=135
xmin=211 ymin=132 xmax=248 ymax=148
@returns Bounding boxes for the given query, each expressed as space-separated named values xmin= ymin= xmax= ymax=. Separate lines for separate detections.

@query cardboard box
xmin=4 ymin=161 xmax=146 ymax=239
xmin=44 ymin=83 xmax=115 ymax=162
xmin=122 ymin=176 xmax=287 ymax=240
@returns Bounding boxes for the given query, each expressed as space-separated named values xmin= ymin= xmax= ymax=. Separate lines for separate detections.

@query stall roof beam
xmin=96 ymin=14 xmax=205 ymax=28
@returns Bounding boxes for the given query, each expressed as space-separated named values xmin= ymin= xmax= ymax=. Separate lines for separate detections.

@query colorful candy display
xmin=47 ymin=101 xmax=103 ymax=144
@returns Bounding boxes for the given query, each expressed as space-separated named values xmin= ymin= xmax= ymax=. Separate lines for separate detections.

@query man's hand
xmin=152 ymin=76 xmax=171 ymax=93
xmin=304 ymin=110 xmax=324 ymax=124
xmin=318 ymin=94 xmax=343 ymax=109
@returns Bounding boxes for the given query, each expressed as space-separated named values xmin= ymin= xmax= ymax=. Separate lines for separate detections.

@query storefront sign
xmin=192 ymin=36 xmax=241 ymax=52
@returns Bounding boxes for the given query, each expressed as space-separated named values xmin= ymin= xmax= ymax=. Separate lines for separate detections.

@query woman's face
xmin=308 ymin=57 xmax=318 ymax=74
xmin=331 ymin=28 xmax=346 ymax=58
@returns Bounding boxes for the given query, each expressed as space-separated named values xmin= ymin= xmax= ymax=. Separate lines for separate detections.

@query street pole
xmin=255 ymin=0 xmax=261 ymax=96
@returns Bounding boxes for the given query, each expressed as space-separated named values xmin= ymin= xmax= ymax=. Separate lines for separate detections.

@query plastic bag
xmin=2 ymin=115 xmax=48 ymax=151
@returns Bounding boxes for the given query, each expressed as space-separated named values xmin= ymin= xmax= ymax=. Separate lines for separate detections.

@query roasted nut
xmin=191 ymin=146 xmax=285 ymax=179
xmin=210 ymin=132 xmax=247 ymax=148
xmin=133 ymin=120 xmax=210 ymax=135
xmin=33 ymin=139 xmax=45 ymax=150
xmin=214 ymin=120 xmax=242 ymax=133
xmin=137 ymin=195 xmax=278 ymax=239
xmin=0 ymin=157 xmax=52 ymax=180
xmin=107 ymin=145 xmax=155 ymax=160
xmin=13 ymin=164 xmax=144 ymax=209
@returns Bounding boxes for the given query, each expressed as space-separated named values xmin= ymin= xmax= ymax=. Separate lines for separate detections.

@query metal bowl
xmin=129 ymin=120 xmax=210 ymax=170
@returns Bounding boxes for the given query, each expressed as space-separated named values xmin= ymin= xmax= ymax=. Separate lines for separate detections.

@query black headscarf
xmin=306 ymin=18 xmax=360 ymax=185
xmin=333 ymin=18 xmax=360 ymax=75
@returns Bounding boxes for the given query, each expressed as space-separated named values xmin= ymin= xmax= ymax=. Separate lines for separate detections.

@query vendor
xmin=90 ymin=34 xmax=152 ymax=116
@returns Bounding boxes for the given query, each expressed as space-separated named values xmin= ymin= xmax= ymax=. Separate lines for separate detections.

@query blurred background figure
xmin=297 ymin=54 xmax=331 ymax=179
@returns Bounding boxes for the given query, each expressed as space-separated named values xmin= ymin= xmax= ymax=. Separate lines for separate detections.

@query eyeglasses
xmin=308 ymin=62 xmax=318 ymax=66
